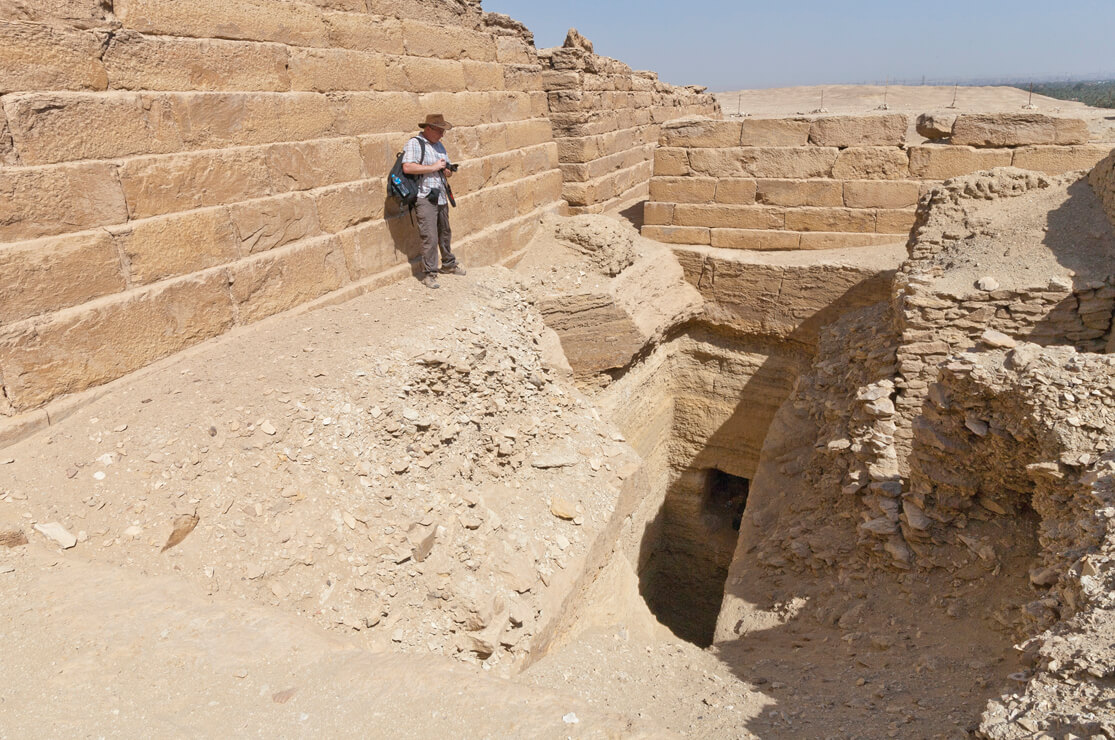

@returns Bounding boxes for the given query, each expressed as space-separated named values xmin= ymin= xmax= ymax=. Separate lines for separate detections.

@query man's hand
xmin=436 ymin=158 xmax=447 ymax=172
xmin=402 ymin=159 xmax=448 ymax=176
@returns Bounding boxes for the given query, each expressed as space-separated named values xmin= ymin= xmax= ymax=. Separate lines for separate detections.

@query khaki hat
xmin=418 ymin=113 xmax=453 ymax=131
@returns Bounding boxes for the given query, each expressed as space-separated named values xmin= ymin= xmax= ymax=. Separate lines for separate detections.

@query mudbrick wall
xmin=0 ymin=2 xmax=715 ymax=422
xmin=643 ymin=112 xmax=1113 ymax=250
xmin=538 ymin=33 xmax=718 ymax=215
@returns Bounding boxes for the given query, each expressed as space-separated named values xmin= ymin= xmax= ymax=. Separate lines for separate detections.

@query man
xmin=402 ymin=114 xmax=466 ymax=289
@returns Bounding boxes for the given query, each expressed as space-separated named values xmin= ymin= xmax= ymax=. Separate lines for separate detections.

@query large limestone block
xmin=291 ymin=48 xmax=388 ymax=93
xmin=0 ymin=162 xmax=128 ymax=240
xmin=401 ymin=20 xmax=497 ymax=62
xmin=0 ymin=271 xmax=235 ymax=411
xmin=1011 ymin=145 xmax=1114 ymax=175
xmin=0 ymin=108 xmax=15 ymax=166
xmin=843 ymin=180 xmax=921 ymax=209
xmin=798 ymin=232 xmax=899 ymax=250
xmin=709 ymin=228 xmax=801 ymax=250
xmin=0 ymin=0 xmax=112 ymax=28
xmin=649 ymin=176 xmax=717 ymax=203
xmin=228 ymin=236 xmax=349 ymax=323
xmin=316 ymin=180 xmax=383 ymax=233
xmin=653 ymin=147 xmax=691 ymax=176
xmin=5 ymin=92 xmax=337 ymax=165
xmin=714 ymin=179 xmax=758 ymax=204
xmin=534 ymin=293 xmax=645 ymax=374
xmin=385 ymin=56 xmax=467 ymax=94
xmin=643 ymin=202 xmax=673 ymax=226
xmin=688 ymin=147 xmax=839 ymax=179
xmin=323 ymin=12 xmax=404 ymax=55
xmin=641 ymin=225 xmax=710 ymax=245
xmin=411 ymin=91 xmax=496 ymax=128
xmin=831 ymin=147 xmax=910 ymax=180
xmin=110 ymin=207 xmax=241 ymax=285
xmin=875 ymin=208 xmax=917 ymax=234
xmin=267 ymin=137 xmax=364 ymax=193
xmin=339 ymin=219 xmax=401 ymax=280
xmin=756 ymin=179 xmax=843 ymax=207
xmin=230 ymin=193 xmax=320 ymax=255
xmin=907 ymin=145 xmax=1013 ymax=179
xmin=659 ymin=119 xmax=743 ymax=148
xmin=785 ymin=207 xmax=876 ymax=233
xmin=333 ymin=92 xmax=423 ymax=136
xmin=739 ymin=118 xmax=811 ymax=146
xmin=463 ymin=60 xmax=505 ymax=92
xmin=950 ymin=113 xmax=1089 ymax=147
xmin=673 ymin=204 xmax=785 ymax=230
xmin=4 ymin=92 xmax=183 ymax=165
xmin=808 ymin=114 xmax=908 ymax=147
xmin=495 ymin=36 xmax=534 ymax=65
xmin=118 ymin=148 xmax=273 ymax=220
xmin=103 ymin=32 xmax=290 ymax=92
xmin=0 ymin=231 xmax=125 ymax=323
xmin=0 ymin=20 xmax=107 ymax=94
xmin=114 ymin=0 xmax=329 ymax=46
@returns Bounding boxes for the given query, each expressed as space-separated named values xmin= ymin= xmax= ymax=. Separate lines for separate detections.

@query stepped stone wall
xmin=0 ymin=1 xmax=576 ymax=419
xmin=538 ymin=38 xmax=718 ymax=215
xmin=643 ymin=113 xmax=1112 ymax=250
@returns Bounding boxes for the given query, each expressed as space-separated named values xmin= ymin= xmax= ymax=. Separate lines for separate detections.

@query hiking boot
xmin=440 ymin=264 xmax=467 ymax=276
xmin=422 ymin=274 xmax=440 ymax=289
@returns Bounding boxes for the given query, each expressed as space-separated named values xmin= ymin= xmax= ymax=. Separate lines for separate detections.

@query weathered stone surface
xmin=118 ymin=148 xmax=273 ymax=220
xmin=0 ymin=0 xmax=112 ymax=29
xmin=0 ymin=162 xmax=128 ymax=240
xmin=291 ymin=48 xmax=389 ymax=93
xmin=114 ymin=0 xmax=330 ymax=47
xmin=228 ymin=193 xmax=322 ymax=255
xmin=1011 ymin=145 xmax=1113 ymax=175
xmin=710 ymin=228 xmax=800 ymax=250
xmin=323 ymin=12 xmax=404 ymax=55
xmin=648 ymin=177 xmax=717 ymax=204
xmin=688 ymin=147 xmax=838 ymax=179
xmin=739 ymin=118 xmax=810 ymax=146
xmin=907 ymin=145 xmax=1013 ymax=179
xmin=316 ymin=180 xmax=383 ymax=233
xmin=641 ymin=225 xmax=710 ymax=245
xmin=916 ymin=113 xmax=955 ymax=141
xmin=951 ymin=113 xmax=1089 ymax=147
xmin=227 ymin=236 xmax=349 ymax=323
xmin=673 ymin=205 xmax=785 ymax=230
xmin=659 ymin=119 xmax=742 ymax=148
xmin=0 ymin=231 xmax=124 ymax=323
xmin=841 ymin=179 xmax=920 ymax=209
xmin=0 ymin=271 xmax=235 ymax=411
xmin=714 ymin=179 xmax=758 ymax=204
xmin=874 ymin=209 xmax=918 ymax=234
xmin=110 ymin=208 xmax=241 ymax=285
xmin=653 ymin=147 xmax=691 ymax=176
xmin=756 ymin=179 xmax=843 ymax=207
xmin=268 ymin=136 xmax=365 ymax=193
xmin=808 ymin=114 xmax=908 ymax=148
xmin=401 ymin=20 xmax=497 ymax=62
xmin=339 ymin=220 xmax=402 ymax=280
xmin=536 ymin=293 xmax=645 ymax=373
xmin=0 ymin=20 xmax=107 ymax=94
xmin=103 ymin=32 xmax=291 ymax=92
xmin=785 ymin=208 xmax=876 ymax=233
xmin=831 ymin=147 xmax=910 ymax=180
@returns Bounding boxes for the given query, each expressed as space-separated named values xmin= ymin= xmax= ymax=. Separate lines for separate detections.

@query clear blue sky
xmin=483 ymin=0 xmax=1115 ymax=90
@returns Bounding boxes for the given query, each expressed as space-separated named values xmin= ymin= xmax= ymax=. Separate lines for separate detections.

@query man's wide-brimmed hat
xmin=418 ymin=113 xmax=453 ymax=131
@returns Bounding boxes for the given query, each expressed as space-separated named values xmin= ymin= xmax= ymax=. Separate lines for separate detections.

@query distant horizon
xmin=707 ymin=74 xmax=1115 ymax=94
xmin=483 ymin=0 xmax=1115 ymax=91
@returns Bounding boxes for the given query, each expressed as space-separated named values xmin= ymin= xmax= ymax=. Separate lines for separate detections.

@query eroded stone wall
xmin=0 ymin=1 xmax=569 ymax=419
xmin=644 ymin=113 xmax=1112 ymax=250
xmin=538 ymin=36 xmax=718 ymax=215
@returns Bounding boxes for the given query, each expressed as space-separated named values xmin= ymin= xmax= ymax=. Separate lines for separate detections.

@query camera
xmin=446 ymin=163 xmax=459 ymax=173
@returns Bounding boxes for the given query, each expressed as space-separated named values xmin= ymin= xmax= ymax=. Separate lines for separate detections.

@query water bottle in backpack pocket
xmin=387 ymin=151 xmax=419 ymax=209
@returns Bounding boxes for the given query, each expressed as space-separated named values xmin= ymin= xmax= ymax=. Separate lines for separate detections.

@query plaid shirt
xmin=402 ymin=134 xmax=451 ymax=206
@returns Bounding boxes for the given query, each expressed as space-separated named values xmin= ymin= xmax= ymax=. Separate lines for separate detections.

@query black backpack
xmin=387 ymin=137 xmax=426 ymax=209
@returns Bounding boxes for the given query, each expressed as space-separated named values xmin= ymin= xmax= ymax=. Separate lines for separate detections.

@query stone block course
xmin=0 ymin=231 xmax=125 ymax=324
xmin=118 ymin=147 xmax=274 ymax=220
xmin=0 ymin=20 xmax=107 ymax=94
xmin=0 ymin=270 xmax=236 ymax=411
xmin=808 ymin=114 xmax=908 ymax=148
xmin=102 ymin=33 xmax=291 ymax=92
xmin=227 ymin=235 xmax=349 ymax=323
xmin=650 ymin=177 xmax=718 ymax=204
xmin=831 ymin=147 xmax=910 ymax=180
xmin=950 ymin=113 xmax=1089 ymax=147
xmin=323 ymin=12 xmax=404 ymax=55
xmin=756 ymin=179 xmax=843 ymax=207
xmin=843 ymin=180 xmax=921 ymax=209
xmin=740 ymin=118 xmax=810 ymax=146
xmin=1011 ymin=145 xmax=1113 ymax=175
xmin=673 ymin=204 xmax=785 ymax=230
xmin=114 ymin=0 xmax=330 ymax=47
xmin=0 ymin=161 xmax=128 ymax=240
xmin=710 ymin=229 xmax=800 ymax=250
xmin=907 ymin=145 xmax=1013 ymax=179
xmin=110 ymin=207 xmax=241 ymax=285
xmin=228 ymin=192 xmax=321 ymax=254
xmin=660 ymin=119 xmax=742 ymax=148
xmin=689 ymin=147 xmax=839 ymax=179
xmin=874 ymin=209 xmax=918 ymax=235
xmin=0 ymin=0 xmax=113 ymax=28
xmin=641 ymin=225 xmax=710 ymax=245
xmin=785 ymin=208 xmax=876 ymax=233
xmin=291 ymin=48 xmax=388 ymax=92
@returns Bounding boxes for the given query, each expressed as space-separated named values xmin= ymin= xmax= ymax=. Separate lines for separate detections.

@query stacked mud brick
xmin=0 ymin=0 xmax=567 ymax=418
xmin=538 ymin=42 xmax=718 ymax=214
xmin=643 ymin=112 xmax=1112 ymax=250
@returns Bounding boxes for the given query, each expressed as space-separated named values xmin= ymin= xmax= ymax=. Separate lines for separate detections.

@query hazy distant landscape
xmin=1020 ymin=80 xmax=1115 ymax=108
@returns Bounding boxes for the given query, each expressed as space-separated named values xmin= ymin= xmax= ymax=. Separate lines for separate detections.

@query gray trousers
xmin=415 ymin=198 xmax=456 ymax=275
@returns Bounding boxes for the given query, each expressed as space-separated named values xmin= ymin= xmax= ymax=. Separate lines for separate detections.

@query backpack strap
xmin=409 ymin=136 xmax=427 ymax=166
